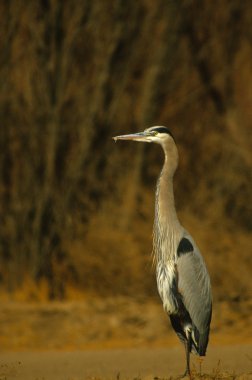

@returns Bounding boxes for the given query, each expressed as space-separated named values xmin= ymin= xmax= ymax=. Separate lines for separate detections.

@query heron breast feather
xmin=156 ymin=263 xmax=178 ymax=314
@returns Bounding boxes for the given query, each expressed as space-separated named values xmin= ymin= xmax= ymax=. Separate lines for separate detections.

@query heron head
xmin=113 ymin=126 xmax=175 ymax=145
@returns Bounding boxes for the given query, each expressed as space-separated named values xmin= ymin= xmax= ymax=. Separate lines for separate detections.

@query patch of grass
xmin=86 ymin=367 xmax=252 ymax=380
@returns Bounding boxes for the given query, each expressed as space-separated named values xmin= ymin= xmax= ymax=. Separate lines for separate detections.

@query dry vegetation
xmin=89 ymin=374 xmax=251 ymax=380
xmin=0 ymin=0 xmax=251 ymax=308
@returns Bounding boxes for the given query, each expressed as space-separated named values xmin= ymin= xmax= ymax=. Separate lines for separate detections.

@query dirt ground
xmin=0 ymin=345 xmax=252 ymax=380
xmin=0 ymin=297 xmax=251 ymax=379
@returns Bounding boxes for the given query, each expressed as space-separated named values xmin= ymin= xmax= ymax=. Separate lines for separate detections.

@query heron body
xmin=113 ymin=126 xmax=212 ymax=376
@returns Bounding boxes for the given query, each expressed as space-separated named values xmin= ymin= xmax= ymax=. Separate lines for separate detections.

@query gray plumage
xmin=113 ymin=126 xmax=212 ymax=376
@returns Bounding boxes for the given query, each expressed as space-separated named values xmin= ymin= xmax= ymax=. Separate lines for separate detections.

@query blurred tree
xmin=0 ymin=0 xmax=251 ymax=299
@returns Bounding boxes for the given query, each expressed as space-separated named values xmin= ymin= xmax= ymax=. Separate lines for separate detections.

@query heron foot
xmin=180 ymin=369 xmax=192 ymax=379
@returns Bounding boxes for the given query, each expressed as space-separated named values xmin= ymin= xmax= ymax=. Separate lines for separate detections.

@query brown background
xmin=0 ymin=1 xmax=251 ymax=376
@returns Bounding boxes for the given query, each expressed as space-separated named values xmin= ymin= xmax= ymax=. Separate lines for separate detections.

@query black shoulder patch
xmin=153 ymin=127 xmax=175 ymax=140
xmin=177 ymin=237 xmax=193 ymax=256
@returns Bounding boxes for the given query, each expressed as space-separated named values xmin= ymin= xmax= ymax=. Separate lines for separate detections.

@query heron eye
xmin=151 ymin=131 xmax=158 ymax=136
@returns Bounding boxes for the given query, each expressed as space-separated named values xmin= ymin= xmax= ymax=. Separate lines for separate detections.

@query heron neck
xmin=157 ymin=156 xmax=180 ymax=226
xmin=154 ymin=154 xmax=182 ymax=262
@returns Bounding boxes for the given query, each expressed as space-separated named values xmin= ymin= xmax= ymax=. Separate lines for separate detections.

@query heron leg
xmin=182 ymin=334 xmax=192 ymax=378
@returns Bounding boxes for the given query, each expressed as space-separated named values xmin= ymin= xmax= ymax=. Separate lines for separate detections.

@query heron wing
xmin=176 ymin=236 xmax=212 ymax=354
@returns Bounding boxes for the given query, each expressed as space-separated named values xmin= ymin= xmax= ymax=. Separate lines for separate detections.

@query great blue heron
xmin=113 ymin=126 xmax=212 ymax=377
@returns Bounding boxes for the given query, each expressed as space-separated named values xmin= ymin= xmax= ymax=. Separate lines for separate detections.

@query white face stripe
xmin=145 ymin=126 xmax=175 ymax=140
